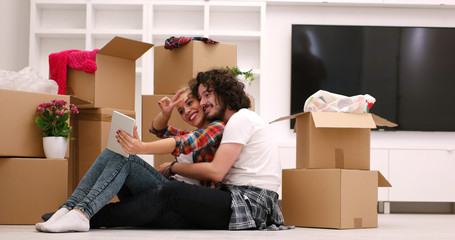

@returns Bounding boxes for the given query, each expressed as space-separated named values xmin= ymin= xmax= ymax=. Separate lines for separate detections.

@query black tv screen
xmin=291 ymin=24 xmax=455 ymax=131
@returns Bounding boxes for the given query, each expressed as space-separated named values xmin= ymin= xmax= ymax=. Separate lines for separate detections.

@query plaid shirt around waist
xmin=223 ymin=184 xmax=292 ymax=230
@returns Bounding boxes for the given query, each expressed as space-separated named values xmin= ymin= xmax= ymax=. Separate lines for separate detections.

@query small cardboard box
xmin=72 ymin=108 xmax=135 ymax=189
xmin=0 ymin=89 xmax=70 ymax=158
xmin=142 ymin=94 xmax=195 ymax=168
xmin=282 ymin=168 xmax=391 ymax=229
xmin=67 ymin=36 xmax=153 ymax=110
xmin=154 ymin=41 xmax=237 ymax=94
xmin=271 ymin=112 xmax=396 ymax=170
xmin=0 ymin=158 xmax=68 ymax=224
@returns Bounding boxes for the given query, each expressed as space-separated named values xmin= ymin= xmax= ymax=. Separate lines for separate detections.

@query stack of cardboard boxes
xmin=142 ymin=41 xmax=237 ymax=168
xmin=272 ymin=112 xmax=395 ymax=229
xmin=0 ymin=89 xmax=71 ymax=224
xmin=0 ymin=37 xmax=152 ymax=224
xmin=68 ymin=37 xmax=152 ymax=189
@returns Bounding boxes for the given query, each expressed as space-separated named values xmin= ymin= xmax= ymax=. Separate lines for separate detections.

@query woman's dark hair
xmin=190 ymin=69 xmax=251 ymax=111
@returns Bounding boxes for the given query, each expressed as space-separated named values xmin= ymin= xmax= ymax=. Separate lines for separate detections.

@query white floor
xmin=1 ymin=214 xmax=454 ymax=240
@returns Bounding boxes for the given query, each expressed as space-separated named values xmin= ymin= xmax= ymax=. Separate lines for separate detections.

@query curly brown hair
xmin=190 ymin=69 xmax=251 ymax=111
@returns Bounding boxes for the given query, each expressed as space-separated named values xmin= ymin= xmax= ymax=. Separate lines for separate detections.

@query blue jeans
xmin=63 ymin=149 xmax=168 ymax=218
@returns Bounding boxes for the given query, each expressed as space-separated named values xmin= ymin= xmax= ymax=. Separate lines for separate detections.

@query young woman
xmin=35 ymin=87 xmax=225 ymax=232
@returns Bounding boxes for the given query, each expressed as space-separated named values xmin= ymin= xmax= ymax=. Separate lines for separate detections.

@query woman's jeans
xmin=62 ymin=149 xmax=168 ymax=218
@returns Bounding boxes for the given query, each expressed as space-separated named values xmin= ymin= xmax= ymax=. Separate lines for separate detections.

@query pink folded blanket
xmin=49 ymin=49 xmax=99 ymax=94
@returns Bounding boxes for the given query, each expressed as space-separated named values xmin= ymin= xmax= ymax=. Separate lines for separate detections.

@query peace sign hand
xmin=158 ymin=90 xmax=183 ymax=120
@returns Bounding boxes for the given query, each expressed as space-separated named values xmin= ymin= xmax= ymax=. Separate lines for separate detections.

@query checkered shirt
xmin=150 ymin=121 xmax=224 ymax=187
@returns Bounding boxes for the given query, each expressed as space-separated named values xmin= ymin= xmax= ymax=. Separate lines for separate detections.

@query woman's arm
xmin=169 ymin=143 xmax=243 ymax=182
xmin=117 ymin=121 xmax=224 ymax=156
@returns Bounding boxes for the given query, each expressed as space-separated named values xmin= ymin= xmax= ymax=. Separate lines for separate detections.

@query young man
xmin=168 ymin=69 xmax=284 ymax=229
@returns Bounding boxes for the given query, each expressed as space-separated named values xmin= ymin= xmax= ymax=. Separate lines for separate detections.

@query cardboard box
xmin=271 ymin=112 xmax=396 ymax=170
xmin=67 ymin=36 xmax=153 ymax=110
xmin=154 ymin=41 xmax=237 ymax=94
xmin=282 ymin=168 xmax=391 ymax=229
xmin=0 ymin=89 xmax=71 ymax=158
xmin=0 ymin=158 xmax=68 ymax=224
xmin=72 ymin=108 xmax=135 ymax=189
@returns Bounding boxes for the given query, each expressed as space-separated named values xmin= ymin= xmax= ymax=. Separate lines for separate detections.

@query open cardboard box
xmin=282 ymin=168 xmax=391 ymax=229
xmin=67 ymin=36 xmax=153 ymax=110
xmin=271 ymin=112 xmax=397 ymax=170
xmin=154 ymin=41 xmax=237 ymax=94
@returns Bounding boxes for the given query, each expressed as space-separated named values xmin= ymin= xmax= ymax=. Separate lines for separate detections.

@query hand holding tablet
xmin=107 ymin=111 xmax=136 ymax=157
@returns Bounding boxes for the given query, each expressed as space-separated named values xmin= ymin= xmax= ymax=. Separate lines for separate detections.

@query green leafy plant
xmin=226 ymin=66 xmax=255 ymax=86
xmin=35 ymin=99 xmax=79 ymax=139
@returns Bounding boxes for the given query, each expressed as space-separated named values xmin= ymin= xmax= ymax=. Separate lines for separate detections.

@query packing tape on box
xmin=354 ymin=218 xmax=363 ymax=228
xmin=335 ymin=148 xmax=344 ymax=169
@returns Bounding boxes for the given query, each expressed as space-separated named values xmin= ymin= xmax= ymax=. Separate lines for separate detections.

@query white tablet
xmin=106 ymin=110 xmax=136 ymax=157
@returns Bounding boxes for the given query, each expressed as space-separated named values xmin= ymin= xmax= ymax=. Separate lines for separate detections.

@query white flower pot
xmin=43 ymin=136 xmax=68 ymax=159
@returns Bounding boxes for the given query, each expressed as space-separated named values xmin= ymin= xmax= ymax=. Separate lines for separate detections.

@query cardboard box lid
xmin=70 ymin=95 xmax=92 ymax=106
xmin=271 ymin=112 xmax=396 ymax=129
xmin=371 ymin=114 xmax=398 ymax=127
xmin=378 ymin=171 xmax=392 ymax=187
xmin=98 ymin=36 xmax=153 ymax=60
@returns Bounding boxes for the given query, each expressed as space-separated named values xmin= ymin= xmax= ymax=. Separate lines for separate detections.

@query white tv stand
xmin=371 ymin=130 xmax=455 ymax=213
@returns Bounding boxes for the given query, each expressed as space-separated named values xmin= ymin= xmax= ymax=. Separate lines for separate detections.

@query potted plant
xmin=35 ymin=99 xmax=79 ymax=158
xmin=225 ymin=66 xmax=255 ymax=87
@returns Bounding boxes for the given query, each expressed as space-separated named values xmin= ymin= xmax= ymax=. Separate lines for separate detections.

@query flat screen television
xmin=291 ymin=24 xmax=455 ymax=131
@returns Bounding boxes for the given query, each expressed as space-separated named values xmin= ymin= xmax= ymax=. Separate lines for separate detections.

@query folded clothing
xmin=164 ymin=36 xmax=218 ymax=50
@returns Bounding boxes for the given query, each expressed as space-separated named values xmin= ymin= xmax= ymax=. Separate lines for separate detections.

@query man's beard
xmin=206 ymin=104 xmax=227 ymax=122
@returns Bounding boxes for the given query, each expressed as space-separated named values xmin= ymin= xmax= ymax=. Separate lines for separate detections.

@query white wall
xmin=3 ymin=1 xmax=455 ymax=159
xmin=262 ymin=5 xmax=455 ymax=159
xmin=0 ymin=0 xmax=30 ymax=71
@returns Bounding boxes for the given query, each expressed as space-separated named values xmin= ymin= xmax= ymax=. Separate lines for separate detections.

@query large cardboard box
xmin=271 ymin=112 xmax=396 ymax=170
xmin=142 ymin=94 xmax=195 ymax=168
xmin=67 ymin=36 xmax=153 ymax=110
xmin=0 ymin=89 xmax=71 ymax=158
xmin=72 ymin=108 xmax=135 ymax=189
xmin=282 ymin=168 xmax=391 ymax=229
xmin=0 ymin=158 xmax=68 ymax=224
xmin=154 ymin=41 xmax=237 ymax=94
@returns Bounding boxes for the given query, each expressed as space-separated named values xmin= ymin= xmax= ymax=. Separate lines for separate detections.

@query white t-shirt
xmin=221 ymin=109 xmax=281 ymax=192
xmin=173 ymin=154 xmax=201 ymax=186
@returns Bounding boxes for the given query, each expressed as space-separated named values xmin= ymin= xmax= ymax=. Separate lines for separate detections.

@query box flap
xmin=378 ymin=171 xmax=392 ymax=187
xmin=269 ymin=112 xmax=307 ymax=124
xmin=371 ymin=114 xmax=398 ymax=128
xmin=69 ymin=96 xmax=92 ymax=107
xmin=311 ymin=112 xmax=377 ymax=128
xmin=98 ymin=36 xmax=153 ymax=60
